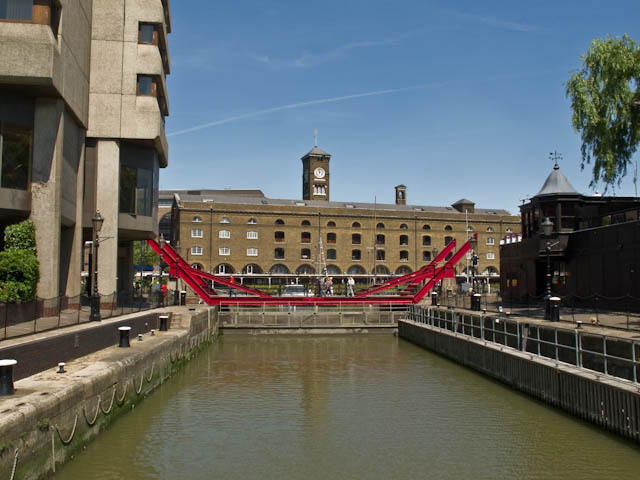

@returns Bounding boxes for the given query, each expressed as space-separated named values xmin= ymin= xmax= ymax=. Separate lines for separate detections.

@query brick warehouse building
xmin=159 ymin=144 xmax=520 ymax=294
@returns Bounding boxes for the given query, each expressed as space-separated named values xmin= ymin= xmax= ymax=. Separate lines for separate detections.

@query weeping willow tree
xmin=566 ymin=35 xmax=640 ymax=192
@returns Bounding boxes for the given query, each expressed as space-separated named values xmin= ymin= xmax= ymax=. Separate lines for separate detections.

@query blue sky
xmin=162 ymin=0 xmax=640 ymax=214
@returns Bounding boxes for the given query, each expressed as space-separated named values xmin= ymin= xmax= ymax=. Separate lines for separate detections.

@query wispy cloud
xmin=254 ymin=30 xmax=417 ymax=69
xmin=168 ymin=83 xmax=438 ymax=137
xmin=447 ymin=11 xmax=544 ymax=34
xmin=167 ymin=69 xmax=564 ymax=137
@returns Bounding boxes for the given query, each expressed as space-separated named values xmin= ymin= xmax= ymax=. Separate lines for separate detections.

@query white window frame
xmin=247 ymin=230 xmax=258 ymax=240
xmin=219 ymin=229 xmax=230 ymax=239
xmin=247 ymin=247 xmax=258 ymax=257
xmin=219 ymin=247 xmax=230 ymax=256
xmin=192 ymin=216 xmax=202 ymax=223
xmin=191 ymin=246 xmax=203 ymax=255
xmin=486 ymin=237 xmax=495 ymax=245
xmin=191 ymin=229 xmax=203 ymax=238
xmin=486 ymin=252 xmax=495 ymax=260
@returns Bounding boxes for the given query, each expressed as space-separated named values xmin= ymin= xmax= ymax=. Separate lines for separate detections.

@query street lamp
xmin=469 ymin=234 xmax=478 ymax=289
xmin=90 ymin=212 xmax=104 ymax=322
xmin=541 ymin=217 xmax=554 ymax=319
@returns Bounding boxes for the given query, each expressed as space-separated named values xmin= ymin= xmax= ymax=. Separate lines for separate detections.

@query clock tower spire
xmin=301 ymin=135 xmax=331 ymax=201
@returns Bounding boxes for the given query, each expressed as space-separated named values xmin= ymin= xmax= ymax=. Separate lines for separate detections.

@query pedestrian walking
xmin=347 ymin=276 xmax=355 ymax=297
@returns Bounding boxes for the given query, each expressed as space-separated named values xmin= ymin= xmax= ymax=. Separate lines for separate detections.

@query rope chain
xmin=83 ymin=395 xmax=101 ymax=426
xmin=55 ymin=414 xmax=78 ymax=446
xmin=9 ymin=449 xmax=18 ymax=480
xmin=100 ymin=385 xmax=117 ymax=415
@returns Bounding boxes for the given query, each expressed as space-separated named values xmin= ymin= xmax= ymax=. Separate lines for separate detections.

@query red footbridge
xmin=147 ymin=234 xmax=477 ymax=306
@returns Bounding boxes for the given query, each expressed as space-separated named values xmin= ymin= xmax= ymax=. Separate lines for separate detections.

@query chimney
xmin=395 ymin=185 xmax=407 ymax=205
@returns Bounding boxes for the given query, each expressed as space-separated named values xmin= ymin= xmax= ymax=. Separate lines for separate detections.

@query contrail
xmin=167 ymin=83 xmax=440 ymax=137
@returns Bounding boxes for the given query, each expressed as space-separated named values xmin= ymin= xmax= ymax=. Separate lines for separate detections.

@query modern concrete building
xmin=0 ymin=0 xmax=171 ymax=300
xmin=160 ymin=144 xmax=520 ymax=293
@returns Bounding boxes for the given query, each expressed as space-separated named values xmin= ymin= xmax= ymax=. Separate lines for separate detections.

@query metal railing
xmin=1 ymin=291 xmax=166 ymax=341
xmin=438 ymin=292 xmax=640 ymax=331
xmin=218 ymin=302 xmax=409 ymax=327
xmin=408 ymin=306 xmax=640 ymax=384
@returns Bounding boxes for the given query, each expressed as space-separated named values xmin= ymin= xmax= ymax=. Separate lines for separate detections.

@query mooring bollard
xmin=159 ymin=315 xmax=169 ymax=332
xmin=431 ymin=291 xmax=438 ymax=306
xmin=0 ymin=359 xmax=17 ymax=396
xmin=118 ymin=326 xmax=131 ymax=348
xmin=137 ymin=334 xmax=143 ymax=342
xmin=151 ymin=329 xmax=155 ymax=336
xmin=471 ymin=293 xmax=481 ymax=311
xmin=57 ymin=362 xmax=66 ymax=374
xmin=550 ymin=296 xmax=561 ymax=322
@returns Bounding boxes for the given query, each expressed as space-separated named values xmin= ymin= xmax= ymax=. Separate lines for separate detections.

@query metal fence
xmin=218 ymin=303 xmax=409 ymax=327
xmin=0 ymin=291 xmax=165 ymax=341
xmin=409 ymin=306 xmax=640 ymax=384
xmin=437 ymin=292 xmax=640 ymax=331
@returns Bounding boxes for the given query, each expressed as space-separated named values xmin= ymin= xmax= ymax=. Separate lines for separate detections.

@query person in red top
xmin=229 ymin=275 xmax=234 ymax=296
xmin=161 ymin=283 xmax=167 ymax=306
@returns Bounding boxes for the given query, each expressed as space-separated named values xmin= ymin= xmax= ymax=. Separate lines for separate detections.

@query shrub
xmin=0 ymin=248 xmax=39 ymax=302
xmin=4 ymin=219 xmax=36 ymax=253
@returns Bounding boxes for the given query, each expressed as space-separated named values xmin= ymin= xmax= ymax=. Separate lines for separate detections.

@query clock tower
xmin=301 ymin=143 xmax=331 ymax=201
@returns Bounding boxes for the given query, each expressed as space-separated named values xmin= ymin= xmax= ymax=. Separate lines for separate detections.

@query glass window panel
xmin=0 ymin=0 xmax=33 ymax=20
xmin=135 ymin=167 xmax=153 ymax=216
xmin=1 ymin=125 xmax=31 ymax=190
xmin=138 ymin=76 xmax=153 ymax=95
xmin=119 ymin=165 xmax=136 ymax=214
xmin=139 ymin=23 xmax=154 ymax=43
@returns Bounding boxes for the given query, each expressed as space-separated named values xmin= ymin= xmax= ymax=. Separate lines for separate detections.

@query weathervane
xmin=549 ymin=151 xmax=563 ymax=168
xmin=314 ymin=128 xmax=318 ymax=147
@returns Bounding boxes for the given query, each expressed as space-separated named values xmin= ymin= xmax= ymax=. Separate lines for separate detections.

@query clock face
xmin=314 ymin=167 xmax=326 ymax=179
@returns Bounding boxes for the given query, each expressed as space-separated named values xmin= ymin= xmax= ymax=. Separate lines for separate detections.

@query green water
xmin=57 ymin=335 xmax=640 ymax=479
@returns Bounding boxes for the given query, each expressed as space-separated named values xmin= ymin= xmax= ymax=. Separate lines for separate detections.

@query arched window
xmin=352 ymin=233 xmax=361 ymax=244
xmin=326 ymin=265 xmax=341 ymax=275
xmin=301 ymin=232 xmax=311 ymax=243
xmin=247 ymin=218 xmax=257 ymax=224
xmin=506 ymin=227 xmax=514 ymax=233
xmin=327 ymin=221 xmax=336 ymax=227
xmin=399 ymin=250 xmax=409 ymax=261
xmin=486 ymin=237 xmax=495 ymax=245
xmin=296 ymin=264 xmax=315 ymax=275
xmin=486 ymin=226 xmax=494 ymax=233
xmin=219 ymin=229 xmax=230 ymax=239
xmin=301 ymin=248 xmax=311 ymax=259
xmin=243 ymin=264 xmax=263 ymax=274
xmin=301 ymin=220 xmax=311 ymax=226
xmin=376 ymin=250 xmax=385 ymax=261
xmin=246 ymin=247 xmax=258 ymax=256
xmin=215 ymin=264 xmax=234 ymax=274
xmin=191 ymin=245 xmax=203 ymax=255
xmin=269 ymin=264 xmax=289 ymax=274
xmin=327 ymin=232 xmax=336 ymax=244
xmin=352 ymin=222 xmax=361 ymax=228
xmin=399 ymin=224 xmax=408 ymax=230
xmin=326 ymin=249 xmax=336 ymax=260
xmin=274 ymin=248 xmax=285 ymax=259
xmin=422 ymin=224 xmax=431 ymax=230
xmin=191 ymin=228 xmax=203 ymax=238
xmin=191 ymin=263 xmax=203 ymax=270
xmin=399 ymin=235 xmax=409 ymax=246
xmin=247 ymin=230 xmax=258 ymax=239
xmin=192 ymin=216 xmax=203 ymax=223
xmin=396 ymin=266 xmax=412 ymax=275
xmin=275 ymin=219 xmax=285 ymax=225
xmin=374 ymin=265 xmax=390 ymax=275
xmin=347 ymin=265 xmax=366 ymax=275
xmin=376 ymin=234 xmax=385 ymax=245
xmin=275 ymin=231 xmax=285 ymax=242
xmin=352 ymin=249 xmax=361 ymax=261
xmin=422 ymin=235 xmax=431 ymax=246
xmin=220 ymin=217 xmax=230 ymax=224
xmin=444 ymin=225 xmax=453 ymax=231
xmin=376 ymin=222 xmax=385 ymax=229
xmin=467 ymin=226 xmax=473 ymax=232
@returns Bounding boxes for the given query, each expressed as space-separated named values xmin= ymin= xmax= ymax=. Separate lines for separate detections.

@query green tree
xmin=566 ymin=35 xmax=640 ymax=189
xmin=133 ymin=240 xmax=159 ymax=268
xmin=0 ymin=220 xmax=39 ymax=301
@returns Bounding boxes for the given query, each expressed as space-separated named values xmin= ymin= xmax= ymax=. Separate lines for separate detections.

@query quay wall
xmin=399 ymin=319 xmax=640 ymax=443
xmin=0 ymin=308 xmax=218 ymax=480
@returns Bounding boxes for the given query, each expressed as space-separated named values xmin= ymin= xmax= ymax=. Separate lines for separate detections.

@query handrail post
xmin=536 ymin=327 xmax=541 ymax=356
xmin=554 ymin=328 xmax=558 ymax=361
xmin=603 ymin=336 xmax=608 ymax=376
xmin=633 ymin=340 xmax=637 ymax=383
